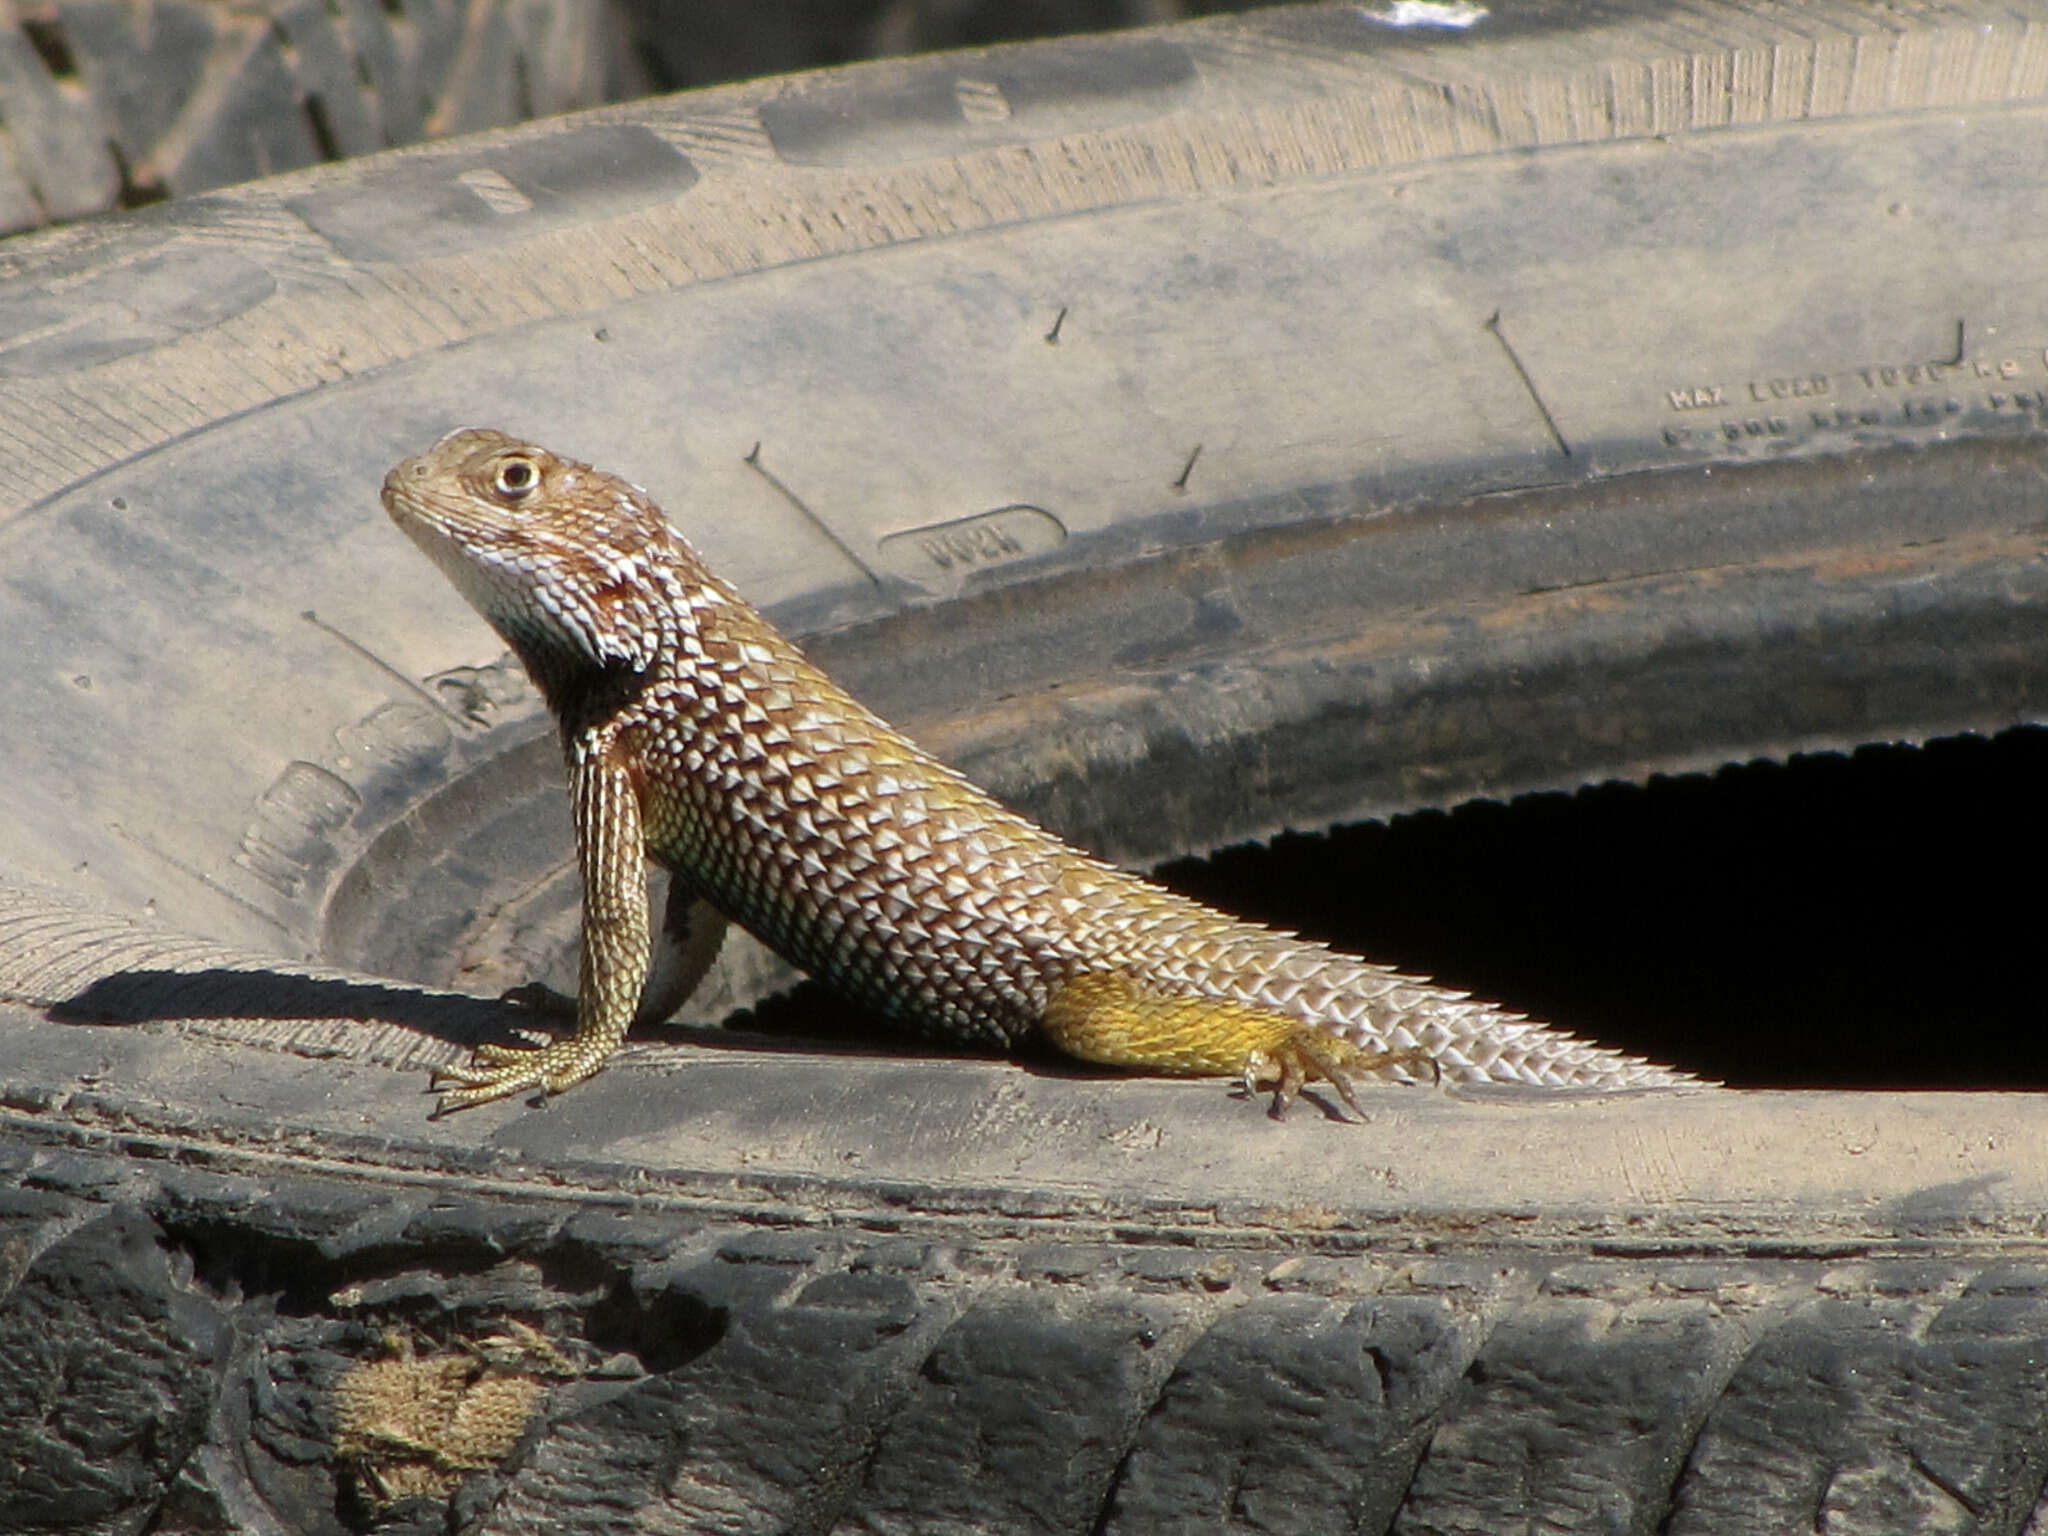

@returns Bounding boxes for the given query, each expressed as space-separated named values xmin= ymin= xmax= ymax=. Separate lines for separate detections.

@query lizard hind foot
xmin=1242 ymin=1033 xmax=1440 ymax=1121
xmin=1041 ymin=971 xmax=1439 ymax=1122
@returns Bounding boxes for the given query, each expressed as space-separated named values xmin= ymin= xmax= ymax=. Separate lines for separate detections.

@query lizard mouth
xmin=378 ymin=465 xmax=411 ymax=515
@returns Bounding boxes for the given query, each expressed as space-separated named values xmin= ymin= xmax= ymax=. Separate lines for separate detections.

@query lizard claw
xmin=430 ymin=1039 xmax=606 ymax=1115
xmin=1242 ymin=1031 xmax=1440 ymax=1121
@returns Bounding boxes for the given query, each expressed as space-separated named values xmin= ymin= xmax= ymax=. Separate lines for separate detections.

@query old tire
xmin=7 ymin=4 xmax=2048 ymax=1530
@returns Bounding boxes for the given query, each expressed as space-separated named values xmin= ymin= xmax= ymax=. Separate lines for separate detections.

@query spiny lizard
xmin=383 ymin=429 xmax=1696 ymax=1115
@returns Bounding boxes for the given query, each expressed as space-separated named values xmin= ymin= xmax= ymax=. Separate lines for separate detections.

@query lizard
xmin=382 ymin=428 xmax=1698 ymax=1115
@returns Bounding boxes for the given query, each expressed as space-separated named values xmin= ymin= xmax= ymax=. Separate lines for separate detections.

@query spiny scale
xmin=382 ymin=428 xmax=1697 ymax=1111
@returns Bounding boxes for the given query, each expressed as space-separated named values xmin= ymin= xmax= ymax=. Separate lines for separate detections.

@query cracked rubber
xmin=9 ymin=3 xmax=2048 ymax=1531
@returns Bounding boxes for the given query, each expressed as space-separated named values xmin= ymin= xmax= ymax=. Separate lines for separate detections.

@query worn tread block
xmin=1103 ymin=1293 xmax=1477 ymax=1536
xmin=422 ymin=0 xmax=525 ymax=137
xmin=1396 ymin=1295 xmax=1744 ymax=1535
xmin=0 ymin=1208 xmax=230 ymax=1531
xmin=473 ymin=1254 xmax=956 ymax=1533
xmin=1670 ymin=1285 xmax=2048 ymax=1534
xmin=0 ymin=0 xmax=642 ymax=235
xmin=0 ymin=22 xmax=119 ymax=222
xmin=147 ymin=15 xmax=324 ymax=193
xmin=840 ymin=1290 xmax=1197 ymax=1535
xmin=46 ymin=0 xmax=214 ymax=154
xmin=0 ymin=1180 xmax=87 ymax=1293
xmin=231 ymin=1321 xmax=362 ymax=1536
xmin=272 ymin=0 xmax=384 ymax=160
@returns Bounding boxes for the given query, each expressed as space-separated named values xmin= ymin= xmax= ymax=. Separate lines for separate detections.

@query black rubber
xmin=8 ymin=3 xmax=2048 ymax=1530
xmin=0 ymin=0 xmax=645 ymax=236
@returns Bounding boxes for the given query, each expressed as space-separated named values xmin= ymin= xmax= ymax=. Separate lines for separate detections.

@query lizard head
xmin=382 ymin=427 xmax=679 ymax=675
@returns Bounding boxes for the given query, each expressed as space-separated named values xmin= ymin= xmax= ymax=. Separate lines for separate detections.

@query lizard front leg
xmin=434 ymin=749 xmax=652 ymax=1111
xmin=499 ymin=875 xmax=730 ymax=1027
xmin=1041 ymin=972 xmax=1438 ymax=1120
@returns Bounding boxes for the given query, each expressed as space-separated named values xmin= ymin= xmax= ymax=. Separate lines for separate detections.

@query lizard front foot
xmin=430 ymin=1038 xmax=610 ymax=1114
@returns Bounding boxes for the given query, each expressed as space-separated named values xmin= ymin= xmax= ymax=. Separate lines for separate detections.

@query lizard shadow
xmin=40 ymin=963 xmax=1004 ymax=1066
xmin=43 ymin=965 xmax=1359 ymax=1117
xmin=44 ymin=965 xmax=540 ymax=1052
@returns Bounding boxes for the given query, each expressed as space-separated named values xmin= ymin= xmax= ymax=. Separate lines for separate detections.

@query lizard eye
xmin=492 ymin=456 xmax=540 ymax=501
